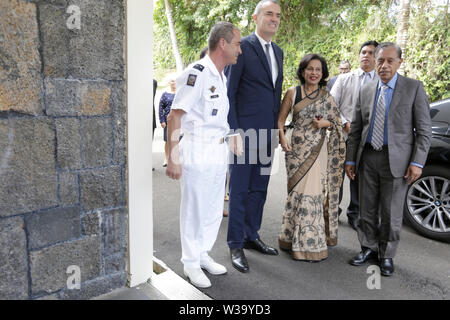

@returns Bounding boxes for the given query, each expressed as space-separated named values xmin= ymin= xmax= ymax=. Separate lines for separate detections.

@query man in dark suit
xmin=345 ymin=42 xmax=432 ymax=276
xmin=226 ymin=0 xmax=283 ymax=273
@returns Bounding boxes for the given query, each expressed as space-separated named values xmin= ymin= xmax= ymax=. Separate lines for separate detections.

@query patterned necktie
xmin=264 ymin=43 xmax=272 ymax=75
xmin=371 ymin=85 xmax=389 ymax=150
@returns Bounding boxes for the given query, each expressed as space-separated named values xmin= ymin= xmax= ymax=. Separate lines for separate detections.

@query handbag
xmin=283 ymin=123 xmax=294 ymax=146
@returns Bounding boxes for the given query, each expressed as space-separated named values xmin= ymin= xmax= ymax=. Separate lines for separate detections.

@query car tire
xmin=403 ymin=164 xmax=450 ymax=243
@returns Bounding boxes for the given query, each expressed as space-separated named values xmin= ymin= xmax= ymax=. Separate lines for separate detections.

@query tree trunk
xmin=396 ymin=0 xmax=410 ymax=75
xmin=164 ymin=0 xmax=184 ymax=73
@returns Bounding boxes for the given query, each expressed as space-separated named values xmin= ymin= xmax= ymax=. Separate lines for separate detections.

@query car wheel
xmin=404 ymin=164 xmax=450 ymax=242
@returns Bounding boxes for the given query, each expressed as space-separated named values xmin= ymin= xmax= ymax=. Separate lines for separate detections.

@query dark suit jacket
xmin=346 ymin=74 xmax=432 ymax=178
xmin=226 ymin=33 xmax=283 ymax=149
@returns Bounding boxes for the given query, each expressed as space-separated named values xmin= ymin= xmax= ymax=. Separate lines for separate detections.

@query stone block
xmin=59 ymin=172 xmax=79 ymax=206
xmin=55 ymin=117 xmax=81 ymax=170
xmin=81 ymin=85 xmax=111 ymax=116
xmin=0 ymin=216 xmax=28 ymax=300
xmin=82 ymin=117 xmax=113 ymax=168
xmin=0 ymin=0 xmax=43 ymax=115
xmin=104 ymin=253 xmax=126 ymax=274
xmin=38 ymin=3 xmax=68 ymax=77
xmin=79 ymin=167 xmax=123 ymax=211
xmin=81 ymin=211 xmax=101 ymax=236
xmin=45 ymin=79 xmax=83 ymax=116
xmin=30 ymin=236 xmax=101 ymax=295
xmin=45 ymin=79 xmax=111 ymax=116
xmin=26 ymin=206 xmax=81 ymax=250
xmin=111 ymin=82 xmax=126 ymax=165
xmin=0 ymin=118 xmax=58 ymax=217
xmin=31 ymin=0 xmax=68 ymax=5
xmin=67 ymin=0 xmax=124 ymax=80
xmin=60 ymin=271 xmax=127 ymax=300
xmin=103 ymin=208 xmax=127 ymax=255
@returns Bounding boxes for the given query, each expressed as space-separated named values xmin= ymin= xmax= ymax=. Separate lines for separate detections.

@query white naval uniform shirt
xmin=171 ymin=55 xmax=230 ymax=141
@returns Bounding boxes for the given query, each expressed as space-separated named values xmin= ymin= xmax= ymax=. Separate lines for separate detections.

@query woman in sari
xmin=277 ymin=54 xmax=346 ymax=262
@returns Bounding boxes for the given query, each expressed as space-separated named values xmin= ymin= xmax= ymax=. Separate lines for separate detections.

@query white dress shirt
xmin=255 ymin=31 xmax=278 ymax=86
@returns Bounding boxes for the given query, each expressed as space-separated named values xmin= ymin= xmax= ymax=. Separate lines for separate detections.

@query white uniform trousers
xmin=179 ymin=137 xmax=228 ymax=268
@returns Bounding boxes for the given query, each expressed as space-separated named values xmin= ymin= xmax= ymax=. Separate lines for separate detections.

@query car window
xmin=430 ymin=98 xmax=450 ymax=121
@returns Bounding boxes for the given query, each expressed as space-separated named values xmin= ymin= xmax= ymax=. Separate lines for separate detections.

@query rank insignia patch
xmin=193 ymin=64 xmax=204 ymax=72
xmin=209 ymin=86 xmax=216 ymax=93
xmin=212 ymin=109 xmax=218 ymax=116
xmin=187 ymin=74 xmax=197 ymax=86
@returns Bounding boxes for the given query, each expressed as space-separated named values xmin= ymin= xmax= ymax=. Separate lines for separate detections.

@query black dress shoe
xmin=230 ymin=248 xmax=249 ymax=273
xmin=380 ymin=258 xmax=394 ymax=276
xmin=349 ymin=248 xmax=378 ymax=266
xmin=244 ymin=238 xmax=279 ymax=255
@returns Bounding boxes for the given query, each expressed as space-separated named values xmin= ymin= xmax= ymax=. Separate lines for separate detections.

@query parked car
xmin=404 ymin=97 xmax=450 ymax=242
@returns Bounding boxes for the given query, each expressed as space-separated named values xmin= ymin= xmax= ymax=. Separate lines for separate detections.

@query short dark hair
xmin=359 ymin=40 xmax=379 ymax=53
xmin=199 ymin=47 xmax=208 ymax=59
xmin=375 ymin=42 xmax=402 ymax=59
xmin=254 ymin=0 xmax=279 ymax=15
xmin=296 ymin=54 xmax=329 ymax=87
xmin=208 ymin=21 xmax=239 ymax=52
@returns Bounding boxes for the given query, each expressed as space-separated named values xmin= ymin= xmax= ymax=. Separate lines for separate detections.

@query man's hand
xmin=344 ymin=122 xmax=351 ymax=134
xmin=345 ymin=164 xmax=356 ymax=180
xmin=404 ymin=165 xmax=422 ymax=185
xmin=161 ymin=122 xmax=167 ymax=129
xmin=166 ymin=159 xmax=182 ymax=180
xmin=229 ymin=135 xmax=243 ymax=156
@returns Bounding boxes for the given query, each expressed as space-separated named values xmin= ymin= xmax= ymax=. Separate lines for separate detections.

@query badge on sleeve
xmin=187 ymin=74 xmax=197 ymax=87
xmin=209 ymin=86 xmax=216 ymax=93
xmin=212 ymin=108 xmax=218 ymax=116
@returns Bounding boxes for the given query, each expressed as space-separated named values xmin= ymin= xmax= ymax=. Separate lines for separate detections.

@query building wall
xmin=0 ymin=0 xmax=128 ymax=300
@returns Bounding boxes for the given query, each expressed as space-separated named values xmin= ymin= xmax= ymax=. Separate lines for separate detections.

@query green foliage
xmin=154 ymin=0 xmax=449 ymax=101
xmin=404 ymin=1 xmax=450 ymax=102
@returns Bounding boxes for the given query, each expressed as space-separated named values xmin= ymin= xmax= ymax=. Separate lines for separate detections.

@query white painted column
xmin=126 ymin=0 xmax=154 ymax=287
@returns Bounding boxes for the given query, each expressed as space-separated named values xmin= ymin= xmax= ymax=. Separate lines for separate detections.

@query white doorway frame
xmin=126 ymin=0 xmax=154 ymax=287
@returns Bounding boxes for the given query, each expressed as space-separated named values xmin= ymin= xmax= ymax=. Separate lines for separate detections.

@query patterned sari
xmin=278 ymin=89 xmax=346 ymax=261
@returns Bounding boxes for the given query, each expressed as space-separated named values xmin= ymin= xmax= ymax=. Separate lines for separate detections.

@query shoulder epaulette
xmin=193 ymin=64 xmax=204 ymax=72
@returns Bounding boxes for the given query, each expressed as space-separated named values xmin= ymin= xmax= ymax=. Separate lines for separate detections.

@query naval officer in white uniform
xmin=166 ymin=21 xmax=243 ymax=288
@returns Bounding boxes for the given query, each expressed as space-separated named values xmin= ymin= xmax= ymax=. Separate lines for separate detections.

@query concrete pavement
xmin=151 ymin=126 xmax=450 ymax=300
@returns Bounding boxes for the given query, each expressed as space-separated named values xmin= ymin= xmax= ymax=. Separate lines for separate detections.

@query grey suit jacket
xmin=346 ymin=74 xmax=432 ymax=178
xmin=330 ymin=69 xmax=379 ymax=126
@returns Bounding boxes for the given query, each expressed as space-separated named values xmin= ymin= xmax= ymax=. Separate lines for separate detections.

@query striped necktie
xmin=371 ymin=85 xmax=389 ymax=151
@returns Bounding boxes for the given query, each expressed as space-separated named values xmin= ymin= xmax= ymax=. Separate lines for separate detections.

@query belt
xmin=183 ymin=134 xmax=228 ymax=145
xmin=364 ymin=143 xmax=388 ymax=151
xmin=219 ymin=137 xmax=230 ymax=144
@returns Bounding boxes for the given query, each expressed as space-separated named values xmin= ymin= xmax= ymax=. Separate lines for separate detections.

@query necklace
xmin=303 ymin=85 xmax=320 ymax=100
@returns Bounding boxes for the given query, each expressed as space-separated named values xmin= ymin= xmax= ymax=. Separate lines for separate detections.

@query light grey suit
xmin=346 ymin=74 xmax=432 ymax=258
xmin=331 ymin=69 xmax=379 ymax=128
xmin=330 ymin=68 xmax=379 ymax=222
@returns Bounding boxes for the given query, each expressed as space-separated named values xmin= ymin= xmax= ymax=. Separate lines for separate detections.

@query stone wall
xmin=0 ymin=0 xmax=128 ymax=300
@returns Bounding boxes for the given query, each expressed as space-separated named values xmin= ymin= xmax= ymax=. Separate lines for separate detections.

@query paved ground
xmin=152 ymin=126 xmax=450 ymax=300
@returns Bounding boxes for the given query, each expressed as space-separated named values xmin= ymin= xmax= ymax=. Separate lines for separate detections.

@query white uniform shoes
xmin=200 ymin=256 xmax=227 ymax=275
xmin=183 ymin=267 xmax=211 ymax=288
xmin=183 ymin=257 xmax=227 ymax=288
